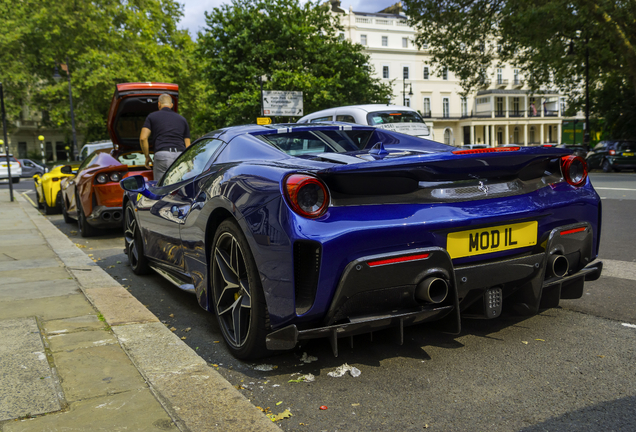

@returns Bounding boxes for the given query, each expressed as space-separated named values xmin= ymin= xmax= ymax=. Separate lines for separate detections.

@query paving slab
xmin=0 ymin=279 xmax=80 ymax=301
xmin=0 ymin=267 xmax=72 ymax=286
xmin=0 ymin=294 xmax=96 ymax=321
xmin=3 ymin=388 xmax=178 ymax=432
xmin=70 ymin=266 xmax=124 ymax=289
xmin=0 ymin=258 xmax=61 ymax=272
xmin=54 ymin=344 xmax=148 ymax=403
xmin=43 ymin=315 xmax=105 ymax=335
xmin=47 ymin=329 xmax=118 ymax=353
xmin=0 ymin=318 xmax=63 ymax=421
xmin=84 ymin=286 xmax=160 ymax=326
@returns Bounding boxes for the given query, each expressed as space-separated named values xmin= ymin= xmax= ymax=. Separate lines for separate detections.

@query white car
xmin=0 ymin=154 xmax=22 ymax=183
xmin=297 ymin=104 xmax=430 ymax=138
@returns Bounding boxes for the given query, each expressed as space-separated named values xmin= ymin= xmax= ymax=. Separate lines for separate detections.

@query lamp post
xmin=0 ymin=82 xmax=14 ymax=201
xmin=583 ymin=37 xmax=590 ymax=149
xmin=38 ymin=135 xmax=45 ymax=166
xmin=259 ymin=75 xmax=268 ymax=117
xmin=53 ymin=59 xmax=78 ymax=160
xmin=402 ymin=80 xmax=413 ymax=107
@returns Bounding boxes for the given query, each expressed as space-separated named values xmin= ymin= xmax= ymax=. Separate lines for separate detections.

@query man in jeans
xmin=139 ymin=93 xmax=191 ymax=182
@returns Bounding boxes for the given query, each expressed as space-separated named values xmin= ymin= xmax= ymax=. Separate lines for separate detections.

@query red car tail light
xmin=284 ymin=174 xmax=329 ymax=218
xmin=561 ymin=155 xmax=588 ymax=187
xmin=452 ymin=147 xmax=520 ymax=155
xmin=609 ymin=149 xmax=616 ymax=155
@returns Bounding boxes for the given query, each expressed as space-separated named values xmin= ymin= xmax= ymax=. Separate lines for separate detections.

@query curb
xmin=15 ymin=194 xmax=279 ymax=432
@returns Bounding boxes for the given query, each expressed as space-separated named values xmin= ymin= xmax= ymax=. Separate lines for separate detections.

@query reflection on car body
xmin=120 ymin=122 xmax=603 ymax=360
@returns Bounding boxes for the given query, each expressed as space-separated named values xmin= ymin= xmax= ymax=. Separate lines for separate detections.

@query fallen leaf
xmin=170 ymin=327 xmax=176 ymax=331
xmin=181 ymin=336 xmax=187 ymax=340
xmin=116 ymin=261 xmax=122 ymax=264
xmin=266 ymin=409 xmax=292 ymax=422
xmin=70 ymin=230 xmax=77 ymax=234
xmin=276 ymin=401 xmax=283 ymax=406
xmin=211 ymin=364 xmax=219 ymax=367
xmin=107 ymin=265 xmax=115 ymax=269
xmin=75 ymin=243 xmax=86 ymax=248
xmin=88 ymin=254 xmax=94 ymax=257
xmin=351 ymin=403 xmax=360 ymax=407
xmin=213 ymin=340 xmax=220 ymax=343
xmin=183 ymin=327 xmax=191 ymax=332
xmin=597 ymin=355 xmax=605 ymax=358
xmin=535 ymin=338 xmax=545 ymax=342
xmin=169 ymin=314 xmax=174 ymax=318
xmin=522 ymin=341 xmax=529 ymax=345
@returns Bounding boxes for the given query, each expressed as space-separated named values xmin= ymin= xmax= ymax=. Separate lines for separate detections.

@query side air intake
xmin=294 ymin=240 xmax=321 ymax=315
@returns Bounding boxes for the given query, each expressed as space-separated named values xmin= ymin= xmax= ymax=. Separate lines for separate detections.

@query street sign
xmin=262 ymin=91 xmax=303 ymax=116
xmin=256 ymin=117 xmax=272 ymax=125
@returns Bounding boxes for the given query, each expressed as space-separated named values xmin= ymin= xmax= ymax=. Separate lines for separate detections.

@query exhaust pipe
xmin=102 ymin=212 xmax=112 ymax=220
xmin=547 ymin=254 xmax=569 ymax=278
xmin=415 ymin=276 xmax=448 ymax=304
xmin=113 ymin=211 xmax=122 ymax=221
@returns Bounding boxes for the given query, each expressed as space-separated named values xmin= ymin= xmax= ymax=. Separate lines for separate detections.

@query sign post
xmin=262 ymin=91 xmax=303 ymax=117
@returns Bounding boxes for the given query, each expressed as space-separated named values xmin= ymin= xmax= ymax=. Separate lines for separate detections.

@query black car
xmin=586 ymin=140 xmax=636 ymax=172
xmin=19 ymin=159 xmax=46 ymax=177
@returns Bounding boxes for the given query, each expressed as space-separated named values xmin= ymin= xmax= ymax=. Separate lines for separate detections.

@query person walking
xmin=139 ymin=93 xmax=190 ymax=182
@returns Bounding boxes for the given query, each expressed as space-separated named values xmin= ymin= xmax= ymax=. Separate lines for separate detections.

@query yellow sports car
xmin=33 ymin=163 xmax=80 ymax=215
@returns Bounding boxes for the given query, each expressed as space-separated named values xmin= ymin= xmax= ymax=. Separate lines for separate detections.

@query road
xmin=8 ymin=173 xmax=636 ymax=431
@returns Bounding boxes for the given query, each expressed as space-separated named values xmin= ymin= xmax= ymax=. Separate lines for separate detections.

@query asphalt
xmin=0 ymin=190 xmax=279 ymax=431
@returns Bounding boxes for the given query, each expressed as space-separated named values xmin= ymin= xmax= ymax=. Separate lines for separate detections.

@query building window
xmin=403 ymin=66 xmax=409 ymax=80
xmin=497 ymin=68 xmax=503 ymax=84
xmin=338 ymin=32 xmax=345 ymax=40
xmin=443 ymin=97 xmax=450 ymax=118
xmin=382 ymin=65 xmax=389 ymax=79
xmin=444 ymin=128 xmax=452 ymax=146
xmin=513 ymin=97 xmax=520 ymax=115
xmin=442 ymin=67 xmax=448 ymax=80
xmin=496 ymin=97 xmax=504 ymax=116
xmin=382 ymin=36 xmax=388 ymax=47
xmin=514 ymin=69 xmax=519 ymax=85
xmin=423 ymin=66 xmax=429 ymax=80
xmin=461 ymin=98 xmax=467 ymax=117
xmin=529 ymin=126 xmax=536 ymax=144
xmin=360 ymin=34 xmax=367 ymax=46
xmin=423 ymin=97 xmax=431 ymax=117
xmin=560 ymin=97 xmax=566 ymax=114
xmin=513 ymin=127 xmax=520 ymax=144
xmin=402 ymin=37 xmax=408 ymax=48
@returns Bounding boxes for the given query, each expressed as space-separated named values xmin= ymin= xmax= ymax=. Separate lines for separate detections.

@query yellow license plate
xmin=623 ymin=152 xmax=634 ymax=156
xmin=447 ymin=221 xmax=538 ymax=259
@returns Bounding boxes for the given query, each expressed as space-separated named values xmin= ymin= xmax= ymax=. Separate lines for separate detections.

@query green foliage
xmin=0 ymin=0 xmax=195 ymax=142
xmin=195 ymin=0 xmax=392 ymax=132
xmin=403 ymin=0 xmax=636 ymax=138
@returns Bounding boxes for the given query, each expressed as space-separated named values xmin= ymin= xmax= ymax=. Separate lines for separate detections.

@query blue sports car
xmin=120 ymin=123 xmax=602 ymax=359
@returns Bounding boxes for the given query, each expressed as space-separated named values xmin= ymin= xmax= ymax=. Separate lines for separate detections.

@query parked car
xmin=60 ymin=82 xmax=176 ymax=236
xmin=0 ymin=154 xmax=22 ymax=183
xmin=79 ymin=141 xmax=113 ymax=161
xmin=119 ymin=122 xmax=602 ymax=359
xmin=33 ymin=164 xmax=79 ymax=214
xmin=558 ymin=144 xmax=588 ymax=159
xmin=297 ymin=104 xmax=430 ymax=139
xmin=19 ymin=159 xmax=46 ymax=177
xmin=586 ymin=140 xmax=636 ymax=172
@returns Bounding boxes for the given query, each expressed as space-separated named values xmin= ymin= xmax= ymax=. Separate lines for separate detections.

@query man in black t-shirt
xmin=139 ymin=94 xmax=191 ymax=182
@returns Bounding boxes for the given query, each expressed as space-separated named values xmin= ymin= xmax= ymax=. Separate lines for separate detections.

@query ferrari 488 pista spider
xmin=120 ymin=123 xmax=602 ymax=359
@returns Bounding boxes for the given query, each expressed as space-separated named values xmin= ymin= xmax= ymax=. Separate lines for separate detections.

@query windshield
xmin=367 ymin=111 xmax=425 ymax=125
xmin=255 ymin=130 xmax=371 ymax=156
xmin=618 ymin=142 xmax=636 ymax=152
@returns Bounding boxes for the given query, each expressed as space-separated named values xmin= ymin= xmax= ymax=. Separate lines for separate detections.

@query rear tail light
xmin=284 ymin=174 xmax=329 ymax=218
xmin=609 ymin=149 xmax=616 ymax=155
xmin=96 ymin=172 xmax=122 ymax=184
xmin=561 ymin=155 xmax=588 ymax=187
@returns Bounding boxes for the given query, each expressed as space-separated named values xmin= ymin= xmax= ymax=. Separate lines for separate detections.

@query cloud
xmin=177 ymin=0 xmax=395 ymax=36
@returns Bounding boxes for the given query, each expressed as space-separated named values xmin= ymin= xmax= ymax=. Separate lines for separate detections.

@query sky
xmin=176 ymin=0 xmax=396 ymax=37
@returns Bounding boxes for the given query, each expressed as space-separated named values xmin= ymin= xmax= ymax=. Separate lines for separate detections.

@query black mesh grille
xmin=294 ymin=240 xmax=321 ymax=315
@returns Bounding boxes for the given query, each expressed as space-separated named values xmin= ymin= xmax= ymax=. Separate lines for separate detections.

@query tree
xmin=195 ymin=0 xmax=392 ymax=132
xmin=403 ymin=0 xmax=636 ymax=138
xmin=0 ymin=0 xmax=197 ymax=143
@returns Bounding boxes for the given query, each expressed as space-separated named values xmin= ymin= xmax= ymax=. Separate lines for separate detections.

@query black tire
xmin=62 ymin=196 xmax=74 ymax=224
xmin=77 ymin=196 xmax=97 ymax=237
xmin=602 ymin=159 xmax=612 ymax=173
xmin=124 ymin=202 xmax=151 ymax=275
xmin=35 ymin=189 xmax=43 ymax=209
xmin=210 ymin=219 xmax=270 ymax=359
xmin=43 ymin=197 xmax=57 ymax=215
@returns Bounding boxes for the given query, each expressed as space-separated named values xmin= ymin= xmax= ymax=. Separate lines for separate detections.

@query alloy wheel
xmin=124 ymin=205 xmax=139 ymax=268
xmin=213 ymin=232 xmax=252 ymax=349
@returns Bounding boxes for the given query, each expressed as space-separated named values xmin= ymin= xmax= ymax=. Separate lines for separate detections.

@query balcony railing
xmin=496 ymin=78 xmax=509 ymax=88
xmin=513 ymin=78 xmax=524 ymax=88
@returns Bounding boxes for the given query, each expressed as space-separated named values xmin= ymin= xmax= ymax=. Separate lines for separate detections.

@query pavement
xmin=0 ymin=190 xmax=279 ymax=431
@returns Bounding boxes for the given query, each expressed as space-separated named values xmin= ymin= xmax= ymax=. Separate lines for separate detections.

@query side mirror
xmin=120 ymin=175 xmax=146 ymax=192
xmin=120 ymin=175 xmax=161 ymax=200
xmin=60 ymin=165 xmax=73 ymax=174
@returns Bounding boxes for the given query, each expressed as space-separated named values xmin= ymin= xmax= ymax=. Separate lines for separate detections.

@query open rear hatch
xmin=106 ymin=82 xmax=179 ymax=154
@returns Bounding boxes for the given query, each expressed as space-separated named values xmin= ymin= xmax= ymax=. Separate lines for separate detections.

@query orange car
xmin=60 ymin=82 xmax=179 ymax=236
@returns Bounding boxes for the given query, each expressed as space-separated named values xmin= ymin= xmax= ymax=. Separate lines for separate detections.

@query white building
xmin=330 ymin=1 xmax=576 ymax=146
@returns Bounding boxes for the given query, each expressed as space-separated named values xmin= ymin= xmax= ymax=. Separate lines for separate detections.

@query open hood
xmin=106 ymin=82 xmax=179 ymax=153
